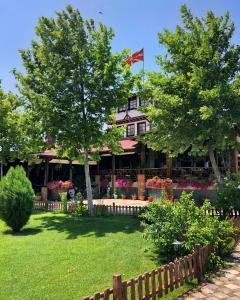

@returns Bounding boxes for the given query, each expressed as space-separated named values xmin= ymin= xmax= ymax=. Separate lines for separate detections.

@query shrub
xmin=140 ymin=192 xmax=237 ymax=267
xmin=69 ymin=201 xmax=88 ymax=216
xmin=60 ymin=192 xmax=68 ymax=213
xmin=214 ymin=173 xmax=240 ymax=213
xmin=0 ymin=166 xmax=35 ymax=232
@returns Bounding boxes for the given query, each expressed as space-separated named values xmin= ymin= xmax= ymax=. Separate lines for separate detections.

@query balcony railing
xmin=92 ymin=167 xmax=226 ymax=181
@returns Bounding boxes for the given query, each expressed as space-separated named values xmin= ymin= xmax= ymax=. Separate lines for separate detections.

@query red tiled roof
xmin=97 ymin=140 xmax=138 ymax=153
xmin=38 ymin=149 xmax=57 ymax=158
xmin=39 ymin=140 xmax=138 ymax=158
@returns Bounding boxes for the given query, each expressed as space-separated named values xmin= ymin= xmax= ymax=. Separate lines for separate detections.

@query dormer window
xmin=128 ymin=97 xmax=137 ymax=110
xmin=127 ymin=124 xmax=135 ymax=137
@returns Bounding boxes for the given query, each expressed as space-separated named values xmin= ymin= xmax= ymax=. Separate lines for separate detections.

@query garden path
xmin=178 ymin=242 xmax=240 ymax=300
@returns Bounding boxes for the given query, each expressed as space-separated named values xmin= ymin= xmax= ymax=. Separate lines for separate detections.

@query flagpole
xmin=142 ymin=47 xmax=145 ymax=83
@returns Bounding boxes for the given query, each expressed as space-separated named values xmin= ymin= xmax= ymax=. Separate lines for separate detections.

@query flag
xmin=125 ymin=48 xmax=144 ymax=66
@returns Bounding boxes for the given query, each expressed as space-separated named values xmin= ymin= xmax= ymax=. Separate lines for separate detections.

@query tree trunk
xmin=208 ymin=143 xmax=223 ymax=192
xmin=84 ymin=148 xmax=94 ymax=216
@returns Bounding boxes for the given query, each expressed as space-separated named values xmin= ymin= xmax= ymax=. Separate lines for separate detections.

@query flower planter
xmin=131 ymin=195 xmax=137 ymax=200
xmin=148 ymin=196 xmax=154 ymax=202
xmin=139 ymin=195 xmax=145 ymax=201
xmin=121 ymin=194 xmax=127 ymax=200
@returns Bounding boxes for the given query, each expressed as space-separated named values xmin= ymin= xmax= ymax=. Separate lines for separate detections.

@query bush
xmin=0 ymin=166 xmax=35 ymax=232
xmin=60 ymin=192 xmax=68 ymax=213
xmin=214 ymin=173 xmax=240 ymax=213
xmin=140 ymin=192 xmax=237 ymax=267
xmin=68 ymin=201 xmax=88 ymax=216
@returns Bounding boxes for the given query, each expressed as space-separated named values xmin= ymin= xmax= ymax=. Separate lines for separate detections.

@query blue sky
xmin=1 ymin=0 xmax=240 ymax=92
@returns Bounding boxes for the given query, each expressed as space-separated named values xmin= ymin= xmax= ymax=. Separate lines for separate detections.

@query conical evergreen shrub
xmin=0 ymin=166 xmax=35 ymax=232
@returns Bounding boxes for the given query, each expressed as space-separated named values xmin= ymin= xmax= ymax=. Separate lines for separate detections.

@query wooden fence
xmin=34 ymin=201 xmax=144 ymax=216
xmin=206 ymin=208 xmax=240 ymax=218
xmin=83 ymin=244 xmax=211 ymax=300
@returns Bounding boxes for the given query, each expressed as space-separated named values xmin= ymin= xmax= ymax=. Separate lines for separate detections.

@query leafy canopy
xmin=139 ymin=5 xmax=240 ymax=156
xmin=15 ymin=5 xmax=133 ymax=158
xmin=0 ymin=85 xmax=27 ymax=164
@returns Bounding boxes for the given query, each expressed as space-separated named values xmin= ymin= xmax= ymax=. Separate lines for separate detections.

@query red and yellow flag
xmin=125 ymin=48 xmax=144 ymax=66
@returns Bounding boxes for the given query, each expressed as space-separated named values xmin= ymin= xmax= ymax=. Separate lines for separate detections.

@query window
xmin=127 ymin=124 xmax=135 ymax=137
xmin=118 ymin=105 xmax=126 ymax=113
xmin=139 ymin=98 xmax=147 ymax=107
xmin=128 ymin=97 xmax=137 ymax=110
xmin=137 ymin=122 xmax=146 ymax=135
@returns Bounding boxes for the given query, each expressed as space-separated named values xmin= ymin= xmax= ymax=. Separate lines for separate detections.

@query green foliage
xmin=141 ymin=192 xmax=237 ymax=267
xmin=0 ymin=86 xmax=31 ymax=175
xmin=60 ymin=192 xmax=68 ymax=214
xmin=138 ymin=5 xmax=240 ymax=184
xmin=0 ymin=166 xmax=35 ymax=232
xmin=214 ymin=173 xmax=240 ymax=211
xmin=15 ymin=5 xmax=133 ymax=214
xmin=68 ymin=201 xmax=88 ymax=217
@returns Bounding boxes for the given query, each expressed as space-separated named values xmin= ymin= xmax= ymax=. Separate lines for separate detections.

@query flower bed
xmin=116 ymin=179 xmax=133 ymax=199
xmin=47 ymin=180 xmax=73 ymax=201
xmin=146 ymin=176 xmax=173 ymax=201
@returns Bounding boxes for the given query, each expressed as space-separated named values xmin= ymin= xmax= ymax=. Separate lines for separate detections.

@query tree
xmin=0 ymin=85 xmax=25 ymax=178
xmin=139 ymin=5 xmax=240 ymax=188
xmin=0 ymin=166 xmax=35 ymax=232
xmin=15 ymin=6 xmax=132 ymax=215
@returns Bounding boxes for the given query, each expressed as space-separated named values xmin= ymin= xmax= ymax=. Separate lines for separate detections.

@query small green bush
xmin=140 ymin=192 xmax=237 ymax=268
xmin=214 ymin=173 xmax=240 ymax=213
xmin=68 ymin=201 xmax=88 ymax=217
xmin=60 ymin=192 xmax=68 ymax=213
xmin=0 ymin=166 xmax=35 ymax=232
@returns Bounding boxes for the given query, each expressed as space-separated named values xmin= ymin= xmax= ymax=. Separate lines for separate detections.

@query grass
xmin=0 ymin=212 xmax=195 ymax=300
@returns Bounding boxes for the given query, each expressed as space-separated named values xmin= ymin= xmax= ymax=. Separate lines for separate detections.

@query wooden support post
xmin=69 ymin=160 xmax=73 ymax=180
xmin=140 ymin=143 xmax=146 ymax=168
xmin=95 ymin=175 xmax=101 ymax=196
xmin=195 ymin=244 xmax=203 ymax=284
xmin=112 ymin=155 xmax=116 ymax=195
xmin=44 ymin=158 xmax=50 ymax=186
xmin=113 ymin=274 xmax=123 ymax=300
xmin=166 ymin=153 xmax=173 ymax=178
xmin=111 ymin=175 xmax=116 ymax=195
xmin=137 ymin=174 xmax=145 ymax=198
xmin=41 ymin=186 xmax=48 ymax=202
xmin=231 ymin=147 xmax=238 ymax=173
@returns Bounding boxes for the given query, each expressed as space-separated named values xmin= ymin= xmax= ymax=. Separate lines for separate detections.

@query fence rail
xmin=34 ymin=201 xmax=240 ymax=218
xmin=206 ymin=208 xmax=240 ymax=218
xmin=83 ymin=244 xmax=211 ymax=300
xmin=34 ymin=201 xmax=144 ymax=216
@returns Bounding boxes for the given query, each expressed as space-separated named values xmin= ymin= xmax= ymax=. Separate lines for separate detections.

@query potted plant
xmin=148 ymin=196 xmax=154 ymax=202
xmin=139 ymin=194 xmax=146 ymax=201
xmin=116 ymin=179 xmax=133 ymax=200
xmin=122 ymin=194 xmax=127 ymax=200
xmin=131 ymin=194 xmax=137 ymax=200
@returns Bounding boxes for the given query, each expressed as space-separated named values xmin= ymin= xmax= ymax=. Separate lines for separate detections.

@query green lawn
xmin=0 ymin=212 xmax=195 ymax=300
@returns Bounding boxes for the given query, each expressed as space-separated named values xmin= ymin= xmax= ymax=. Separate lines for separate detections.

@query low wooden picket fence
xmin=206 ymin=208 xmax=240 ymax=218
xmin=83 ymin=244 xmax=211 ymax=300
xmin=34 ymin=201 xmax=144 ymax=216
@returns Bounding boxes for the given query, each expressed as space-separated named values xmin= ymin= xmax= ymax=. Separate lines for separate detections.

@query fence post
xmin=113 ymin=274 xmax=123 ymax=300
xmin=113 ymin=202 xmax=116 ymax=215
xmin=195 ymin=244 xmax=203 ymax=284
